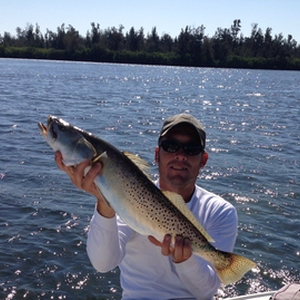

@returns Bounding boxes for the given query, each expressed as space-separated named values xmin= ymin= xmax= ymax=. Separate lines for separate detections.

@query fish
xmin=38 ymin=115 xmax=256 ymax=285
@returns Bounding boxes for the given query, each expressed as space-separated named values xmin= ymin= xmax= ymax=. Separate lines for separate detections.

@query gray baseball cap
xmin=159 ymin=113 xmax=206 ymax=149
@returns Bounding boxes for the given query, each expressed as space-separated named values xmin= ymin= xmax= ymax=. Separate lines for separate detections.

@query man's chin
xmin=167 ymin=174 xmax=189 ymax=186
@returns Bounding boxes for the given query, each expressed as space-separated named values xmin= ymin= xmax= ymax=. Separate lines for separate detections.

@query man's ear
xmin=200 ymin=151 xmax=208 ymax=168
xmin=155 ymin=147 xmax=159 ymax=164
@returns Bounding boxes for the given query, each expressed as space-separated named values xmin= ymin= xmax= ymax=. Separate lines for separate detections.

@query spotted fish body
xmin=38 ymin=116 xmax=256 ymax=285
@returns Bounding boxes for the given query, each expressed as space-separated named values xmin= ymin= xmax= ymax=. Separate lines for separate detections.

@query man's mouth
xmin=170 ymin=165 xmax=188 ymax=171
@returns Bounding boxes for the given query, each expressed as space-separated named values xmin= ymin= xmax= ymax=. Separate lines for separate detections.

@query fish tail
xmin=215 ymin=253 xmax=256 ymax=285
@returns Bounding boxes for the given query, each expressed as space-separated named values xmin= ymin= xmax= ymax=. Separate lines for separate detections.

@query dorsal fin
xmin=123 ymin=152 xmax=152 ymax=179
xmin=162 ymin=191 xmax=215 ymax=243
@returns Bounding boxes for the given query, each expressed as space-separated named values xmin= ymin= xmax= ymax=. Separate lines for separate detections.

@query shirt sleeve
xmin=86 ymin=205 xmax=134 ymax=273
xmin=207 ymin=203 xmax=238 ymax=252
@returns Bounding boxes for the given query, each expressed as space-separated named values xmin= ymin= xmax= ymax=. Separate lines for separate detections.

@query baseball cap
xmin=159 ymin=113 xmax=206 ymax=149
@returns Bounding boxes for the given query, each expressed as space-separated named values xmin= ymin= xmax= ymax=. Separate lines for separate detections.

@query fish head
xmin=38 ymin=115 xmax=96 ymax=166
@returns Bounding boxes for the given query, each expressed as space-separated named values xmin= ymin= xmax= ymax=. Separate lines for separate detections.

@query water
xmin=0 ymin=58 xmax=299 ymax=299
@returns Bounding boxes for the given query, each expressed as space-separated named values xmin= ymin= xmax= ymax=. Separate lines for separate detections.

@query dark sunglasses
xmin=159 ymin=140 xmax=204 ymax=156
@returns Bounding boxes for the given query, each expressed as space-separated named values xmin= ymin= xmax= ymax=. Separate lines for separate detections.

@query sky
xmin=1 ymin=0 xmax=300 ymax=43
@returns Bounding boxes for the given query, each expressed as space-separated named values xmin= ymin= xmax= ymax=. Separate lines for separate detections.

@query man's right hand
xmin=54 ymin=151 xmax=115 ymax=218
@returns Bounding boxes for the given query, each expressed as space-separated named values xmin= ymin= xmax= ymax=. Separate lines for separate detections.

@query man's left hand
xmin=148 ymin=234 xmax=192 ymax=263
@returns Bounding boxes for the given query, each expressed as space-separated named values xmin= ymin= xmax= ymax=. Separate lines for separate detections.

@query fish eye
xmin=58 ymin=125 xmax=66 ymax=132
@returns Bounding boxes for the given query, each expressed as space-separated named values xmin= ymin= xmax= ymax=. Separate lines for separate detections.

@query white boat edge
xmin=224 ymin=291 xmax=275 ymax=299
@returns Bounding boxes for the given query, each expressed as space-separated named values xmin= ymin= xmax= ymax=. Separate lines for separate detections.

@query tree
xmin=212 ymin=26 xmax=233 ymax=64
xmin=104 ymin=25 xmax=124 ymax=51
xmin=177 ymin=26 xmax=193 ymax=63
xmin=126 ymin=27 xmax=139 ymax=51
xmin=252 ymin=24 xmax=264 ymax=55
xmin=1 ymin=19 xmax=300 ymax=69
xmin=190 ymin=25 xmax=205 ymax=64
xmin=263 ymin=27 xmax=273 ymax=57
xmin=90 ymin=22 xmax=101 ymax=44
xmin=231 ymin=19 xmax=241 ymax=41
xmin=160 ymin=33 xmax=173 ymax=52
xmin=2 ymin=32 xmax=13 ymax=47
xmin=64 ymin=25 xmax=81 ymax=51
xmin=56 ymin=23 xmax=66 ymax=49
xmin=145 ymin=27 xmax=160 ymax=52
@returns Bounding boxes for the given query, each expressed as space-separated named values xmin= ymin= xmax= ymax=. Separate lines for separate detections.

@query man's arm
xmin=86 ymin=209 xmax=134 ymax=273
xmin=55 ymin=151 xmax=131 ymax=272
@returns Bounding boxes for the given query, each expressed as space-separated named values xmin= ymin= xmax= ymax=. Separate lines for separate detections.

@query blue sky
xmin=1 ymin=0 xmax=300 ymax=43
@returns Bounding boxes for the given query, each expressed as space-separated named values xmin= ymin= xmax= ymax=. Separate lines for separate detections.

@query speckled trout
xmin=38 ymin=115 xmax=256 ymax=285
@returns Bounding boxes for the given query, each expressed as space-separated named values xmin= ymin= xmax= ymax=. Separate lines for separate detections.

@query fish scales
xmin=99 ymin=149 xmax=210 ymax=245
xmin=38 ymin=115 xmax=256 ymax=285
xmin=98 ymin=149 xmax=201 ymax=241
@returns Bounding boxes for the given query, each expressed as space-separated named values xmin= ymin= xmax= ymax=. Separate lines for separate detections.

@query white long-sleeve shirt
xmin=87 ymin=184 xmax=238 ymax=300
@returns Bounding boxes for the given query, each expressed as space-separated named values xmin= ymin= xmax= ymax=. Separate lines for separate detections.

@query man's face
xmin=155 ymin=125 xmax=207 ymax=192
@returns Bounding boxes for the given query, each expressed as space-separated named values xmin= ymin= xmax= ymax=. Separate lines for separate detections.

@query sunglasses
xmin=159 ymin=140 xmax=204 ymax=156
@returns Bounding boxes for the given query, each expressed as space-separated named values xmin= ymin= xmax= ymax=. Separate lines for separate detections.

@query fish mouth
xmin=38 ymin=122 xmax=48 ymax=136
xmin=38 ymin=116 xmax=57 ymax=139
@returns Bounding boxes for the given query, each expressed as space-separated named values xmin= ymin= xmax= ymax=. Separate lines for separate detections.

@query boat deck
xmin=225 ymin=291 xmax=274 ymax=299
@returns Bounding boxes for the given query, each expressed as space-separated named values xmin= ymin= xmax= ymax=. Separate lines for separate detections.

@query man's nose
xmin=174 ymin=148 xmax=187 ymax=160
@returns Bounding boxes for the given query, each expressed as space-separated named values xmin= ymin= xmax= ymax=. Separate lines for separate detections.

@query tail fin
xmin=216 ymin=254 xmax=256 ymax=285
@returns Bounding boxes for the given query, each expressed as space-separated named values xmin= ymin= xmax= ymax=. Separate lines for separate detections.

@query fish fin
xmin=75 ymin=137 xmax=96 ymax=157
xmin=92 ymin=151 xmax=108 ymax=163
xmin=62 ymin=137 xmax=96 ymax=166
xmin=123 ymin=152 xmax=152 ymax=179
xmin=162 ymin=191 xmax=215 ymax=243
xmin=215 ymin=253 xmax=256 ymax=285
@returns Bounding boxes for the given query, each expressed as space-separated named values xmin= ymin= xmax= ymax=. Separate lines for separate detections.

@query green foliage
xmin=0 ymin=21 xmax=299 ymax=70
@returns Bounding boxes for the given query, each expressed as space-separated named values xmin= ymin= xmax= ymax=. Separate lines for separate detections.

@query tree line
xmin=1 ymin=20 xmax=300 ymax=70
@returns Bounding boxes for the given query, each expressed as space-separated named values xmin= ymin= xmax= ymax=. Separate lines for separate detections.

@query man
xmin=55 ymin=113 xmax=238 ymax=300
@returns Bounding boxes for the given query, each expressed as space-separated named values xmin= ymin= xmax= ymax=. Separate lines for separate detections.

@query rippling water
xmin=0 ymin=58 xmax=299 ymax=299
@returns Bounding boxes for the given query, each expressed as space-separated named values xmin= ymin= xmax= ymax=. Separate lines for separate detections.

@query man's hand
xmin=55 ymin=151 xmax=101 ymax=197
xmin=148 ymin=234 xmax=192 ymax=263
xmin=54 ymin=151 xmax=115 ymax=218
